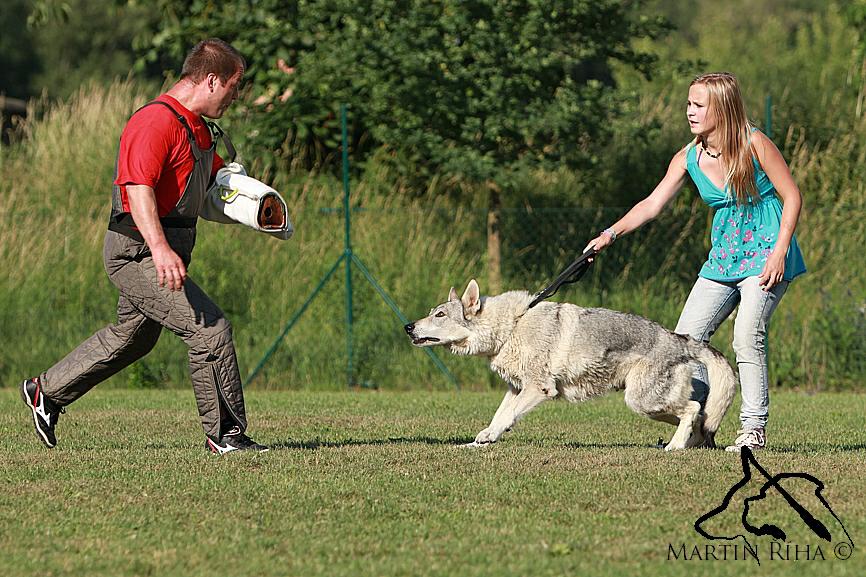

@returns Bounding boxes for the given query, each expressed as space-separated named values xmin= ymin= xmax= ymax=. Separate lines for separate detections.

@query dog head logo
xmin=695 ymin=448 xmax=854 ymax=564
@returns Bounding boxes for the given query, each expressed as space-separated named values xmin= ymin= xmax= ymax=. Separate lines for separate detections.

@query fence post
xmin=247 ymin=103 xmax=458 ymax=390
xmin=341 ymin=104 xmax=355 ymax=387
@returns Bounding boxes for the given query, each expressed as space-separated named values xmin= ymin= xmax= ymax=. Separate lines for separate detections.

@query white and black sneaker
xmin=21 ymin=377 xmax=64 ymax=448
xmin=205 ymin=428 xmax=269 ymax=455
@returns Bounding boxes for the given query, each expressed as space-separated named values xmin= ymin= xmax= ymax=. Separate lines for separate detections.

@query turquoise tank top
xmin=685 ymin=136 xmax=806 ymax=282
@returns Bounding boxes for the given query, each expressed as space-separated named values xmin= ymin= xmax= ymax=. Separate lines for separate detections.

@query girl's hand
xmin=758 ymin=251 xmax=786 ymax=291
xmin=584 ymin=231 xmax=614 ymax=254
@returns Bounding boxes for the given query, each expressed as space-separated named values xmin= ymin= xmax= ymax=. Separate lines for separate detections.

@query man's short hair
xmin=180 ymin=38 xmax=245 ymax=84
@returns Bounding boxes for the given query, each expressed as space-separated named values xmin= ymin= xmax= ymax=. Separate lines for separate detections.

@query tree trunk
xmin=486 ymin=183 xmax=502 ymax=294
xmin=0 ymin=96 xmax=27 ymax=116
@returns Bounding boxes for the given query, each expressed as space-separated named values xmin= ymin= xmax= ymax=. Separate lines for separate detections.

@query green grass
xmin=1 ymin=389 xmax=864 ymax=577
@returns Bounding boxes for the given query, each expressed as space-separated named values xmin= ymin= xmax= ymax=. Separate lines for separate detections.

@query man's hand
xmin=151 ymin=243 xmax=187 ymax=291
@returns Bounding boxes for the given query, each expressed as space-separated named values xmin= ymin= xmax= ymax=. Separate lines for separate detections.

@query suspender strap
xmin=140 ymin=100 xmax=203 ymax=160
xmin=207 ymin=121 xmax=237 ymax=163
xmin=134 ymin=100 xmax=235 ymax=162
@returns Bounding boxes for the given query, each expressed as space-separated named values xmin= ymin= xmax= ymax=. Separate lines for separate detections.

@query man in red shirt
xmin=21 ymin=38 xmax=268 ymax=454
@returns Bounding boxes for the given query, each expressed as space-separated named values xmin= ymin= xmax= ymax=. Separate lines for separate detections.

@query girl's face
xmin=687 ymin=83 xmax=716 ymax=136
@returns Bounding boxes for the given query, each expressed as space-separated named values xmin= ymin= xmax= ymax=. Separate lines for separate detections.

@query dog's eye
xmin=435 ymin=311 xmax=445 ymax=318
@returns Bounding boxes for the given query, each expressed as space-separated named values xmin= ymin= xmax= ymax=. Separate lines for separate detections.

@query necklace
xmin=700 ymin=138 xmax=721 ymax=159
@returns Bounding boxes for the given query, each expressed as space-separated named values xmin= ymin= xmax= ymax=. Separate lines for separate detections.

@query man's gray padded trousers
xmin=40 ymin=229 xmax=247 ymax=438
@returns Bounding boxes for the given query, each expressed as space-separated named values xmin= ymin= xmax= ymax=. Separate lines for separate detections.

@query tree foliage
xmin=132 ymin=0 xmax=670 ymax=188
xmin=846 ymin=0 xmax=866 ymax=53
xmin=4 ymin=0 xmax=164 ymax=101
xmin=33 ymin=0 xmax=163 ymax=99
xmin=0 ymin=0 xmax=41 ymax=99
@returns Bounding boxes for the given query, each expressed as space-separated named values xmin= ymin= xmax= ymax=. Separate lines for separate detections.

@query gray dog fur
xmin=406 ymin=279 xmax=737 ymax=450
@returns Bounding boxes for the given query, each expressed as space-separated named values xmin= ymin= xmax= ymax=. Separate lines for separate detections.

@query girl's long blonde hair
xmin=691 ymin=72 xmax=757 ymax=204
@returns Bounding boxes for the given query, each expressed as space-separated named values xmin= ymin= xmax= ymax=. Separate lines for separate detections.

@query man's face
xmin=204 ymin=70 xmax=242 ymax=118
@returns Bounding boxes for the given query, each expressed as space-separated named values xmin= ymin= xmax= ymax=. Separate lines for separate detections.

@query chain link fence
xmin=7 ymin=194 xmax=861 ymax=392
xmin=231 ymin=199 xmax=720 ymax=391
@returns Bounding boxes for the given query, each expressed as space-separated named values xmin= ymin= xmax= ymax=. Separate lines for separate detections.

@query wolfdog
xmin=405 ymin=280 xmax=736 ymax=450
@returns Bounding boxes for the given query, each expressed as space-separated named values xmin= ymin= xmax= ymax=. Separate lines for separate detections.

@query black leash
xmin=527 ymin=248 xmax=597 ymax=309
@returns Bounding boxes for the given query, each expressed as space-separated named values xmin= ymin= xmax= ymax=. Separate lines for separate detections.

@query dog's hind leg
xmin=664 ymin=400 xmax=702 ymax=451
xmin=625 ymin=361 xmax=703 ymax=450
xmin=470 ymin=382 xmax=553 ymax=446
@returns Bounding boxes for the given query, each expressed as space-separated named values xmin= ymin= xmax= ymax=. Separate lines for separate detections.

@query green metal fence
xmin=240 ymin=105 xmax=707 ymax=391
xmin=246 ymin=105 xmax=457 ymax=389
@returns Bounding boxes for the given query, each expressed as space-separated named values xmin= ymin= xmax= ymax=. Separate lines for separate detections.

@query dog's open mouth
xmin=411 ymin=336 xmax=440 ymax=345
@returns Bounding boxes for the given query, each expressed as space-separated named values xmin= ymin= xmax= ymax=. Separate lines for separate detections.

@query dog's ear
xmin=448 ymin=287 xmax=459 ymax=302
xmin=461 ymin=279 xmax=481 ymax=315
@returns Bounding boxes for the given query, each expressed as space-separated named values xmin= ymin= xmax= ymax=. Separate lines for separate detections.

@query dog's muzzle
xmin=404 ymin=323 xmax=439 ymax=346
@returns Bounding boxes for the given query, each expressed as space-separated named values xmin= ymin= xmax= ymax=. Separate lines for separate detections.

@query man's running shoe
xmin=21 ymin=377 xmax=64 ymax=448
xmin=205 ymin=430 xmax=269 ymax=454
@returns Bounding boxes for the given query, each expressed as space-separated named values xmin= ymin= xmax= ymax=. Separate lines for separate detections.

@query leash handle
xmin=527 ymin=248 xmax=597 ymax=309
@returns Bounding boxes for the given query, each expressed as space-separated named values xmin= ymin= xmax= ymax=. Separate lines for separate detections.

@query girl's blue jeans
xmin=674 ymin=275 xmax=788 ymax=431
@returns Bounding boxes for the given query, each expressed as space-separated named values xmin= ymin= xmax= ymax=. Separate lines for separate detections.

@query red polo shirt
xmin=114 ymin=94 xmax=225 ymax=217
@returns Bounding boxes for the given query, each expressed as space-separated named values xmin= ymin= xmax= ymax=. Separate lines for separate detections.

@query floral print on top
xmin=685 ymin=134 xmax=806 ymax=282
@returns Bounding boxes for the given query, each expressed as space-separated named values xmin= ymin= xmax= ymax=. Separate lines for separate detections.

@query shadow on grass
xmin=125 ymin=440 xmax=866 ymax=453
xmin=563 ymin=441 xmax=665 ymax=450
xmin=270 ymin=437 xmax=675 ymax=451
xmin=764 ymin=444 xmax=866 ymax=453
xmin=270 ymin=435 xmax=476 ymax=450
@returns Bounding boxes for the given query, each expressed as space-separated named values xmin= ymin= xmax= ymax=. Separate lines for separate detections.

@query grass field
xmin=1 ymin=389 xmax=864 ymax=577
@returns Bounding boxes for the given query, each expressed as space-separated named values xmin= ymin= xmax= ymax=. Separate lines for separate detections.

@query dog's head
xmin=404 ymin=279 xmax=484 ymax=351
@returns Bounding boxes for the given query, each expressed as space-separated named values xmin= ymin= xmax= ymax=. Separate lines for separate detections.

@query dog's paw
xmin=460 ymin=441 xmax=492 ymax=448
xmin=664 ymin=440 xmax=686 ymax=451
xmin=473 ymin=428 xmax=500 ymax=445
xmin=699 ymin=432 xmax=717 ymax=449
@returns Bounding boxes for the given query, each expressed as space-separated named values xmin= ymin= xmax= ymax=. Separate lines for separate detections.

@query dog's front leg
xmin=469 ymin=384 xmax=554 ymax=446
xmin=464 ymin=385 xmax=519 ymax=446
xmin=489 ymin=384 xmax=520 ymax=429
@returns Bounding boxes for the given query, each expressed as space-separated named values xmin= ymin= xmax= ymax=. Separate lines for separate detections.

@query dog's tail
xmin=690 ymin=342 xmax=737 ymax=440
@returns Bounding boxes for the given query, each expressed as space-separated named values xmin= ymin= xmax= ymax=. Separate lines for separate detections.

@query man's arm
xmin=126 ymin=184 xmax=187 ymax=291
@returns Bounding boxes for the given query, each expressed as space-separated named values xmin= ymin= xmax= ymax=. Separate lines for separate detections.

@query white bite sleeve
xmin=201 ymin=162 xmax=294 ymax=240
